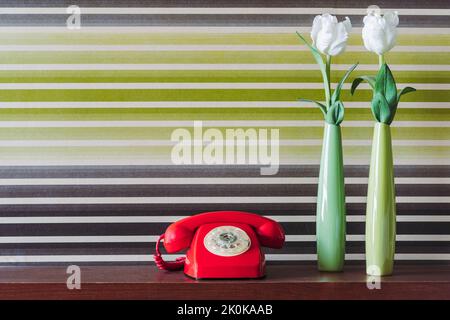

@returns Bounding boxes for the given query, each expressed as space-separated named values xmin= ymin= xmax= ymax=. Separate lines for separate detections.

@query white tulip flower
xmin=311 ymin=14 xmax=352 ymax=56
xmin=362 ymin=11 xmax=399 ymax=56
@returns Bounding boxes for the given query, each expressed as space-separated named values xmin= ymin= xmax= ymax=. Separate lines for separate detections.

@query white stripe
xmin=345 ymin=215 xmax=450 ymax=222
xmin=375 ymin=178 xmax=450 ymax=184
xmin=267 ymin=254 xmax=450 ymax=261
xmin=283 ymin=214 xmax=450 ymax=222
xmin=0 ymin=64 xmax=448 ymax=71
xmin=288 ymin=140 xmax=449 ymax=146
xmin=277 ymin=215 xmax=450 ymax=222
xmin=0 ymin=177 xmax=446 ymax=186
xmin=266 ymin=254 xmax=318 ymax=261
xmin=0 ymin=102 xmax=448 ymax=109
xmin=0 ymin=196 xmax=445 ymax=205
xmin=0 ymin=234 xmax=447 ymax=244
xmin=396 ymin=216 xmax=450 ymax=222
xmin=283 ymin=235 xmax=322 ymax=242
xmin=0 ymin=216 xmax=186 ymax=224
xmin=268 ymin=214 xmax=428 ymax=222
xmin=0 ymin=139 xmax=447 ymax=147
xmin=0 ymin=27 xmax=448 ymax=34
xmin=0 ymin=82 xmax=444 ymax=90
xmin=0 ymin=215 xmax=447 ymax=224
xmin=0 ymin=253 xmax=448 ymax=263
xmin=0 ymin=7 xmax=448 ymax=15
xmin=346 ymin=235 xmax=450 ymax=241
xmin=0 ymin=254 xmax=158 ymax=263
xmin=0 ymin=45 xmax=448 ymax=52
xmin=0 ymin=121 xmax=446 ymax=128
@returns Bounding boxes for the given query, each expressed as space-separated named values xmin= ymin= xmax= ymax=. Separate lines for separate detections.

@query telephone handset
xmin=154 ymin=211 xmax=285 ymax=279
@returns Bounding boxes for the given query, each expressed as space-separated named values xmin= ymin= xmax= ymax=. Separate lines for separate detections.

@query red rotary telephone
xmin=154 ymin=211 xmax=285 ymax=279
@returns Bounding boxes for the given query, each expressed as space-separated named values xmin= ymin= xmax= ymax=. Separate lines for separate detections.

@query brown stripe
xmin=0 ymin=184 xmax=446 ymax=197
xmin=0 ymin=222 xmax=447 ymax=236
xmin=2 ymin=14 xmax=449 ymax=27
xmin=0 ymin=165 xmax=447 ymax=179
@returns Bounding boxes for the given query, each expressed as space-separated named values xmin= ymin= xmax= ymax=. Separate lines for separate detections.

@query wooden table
xmin=0 ymin=265 xmax=448 ymax=300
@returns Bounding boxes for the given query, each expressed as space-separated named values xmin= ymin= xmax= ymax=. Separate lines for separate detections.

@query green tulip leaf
xmin=331 ymin=62 xmax=358 ymax=104
xmin=397 ymin=86 xmax=416 ymax=103
xmin=325 ymin=100 xmax=345 ymax=125
xmin=296 ymin=32 xmax=330 ymax=107
xmin=350 ymin=75 xmax=376 ymax=95
xmin=354 ymin=63 xmax=413 ymax=124
xmin=375 ymin=63 xmax=397 ymax=108
xmin=298 ymin=98 xmax=327 ymax=116
xmin=372 ymin=92 xmax=395 ymax=125
xmin=295 ymin=32 xmax=324 ymax=73
xmin=371 ymin=93 xmax=382 ymax=123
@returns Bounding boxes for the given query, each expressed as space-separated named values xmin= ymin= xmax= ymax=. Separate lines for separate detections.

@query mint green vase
xmin=316 ymin=123 xmax=346 ymax=271
xmin=366 ymin=122 xmax=396 ymax=276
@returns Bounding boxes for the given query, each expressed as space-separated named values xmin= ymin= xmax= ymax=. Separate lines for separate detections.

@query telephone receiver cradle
xmin=154 ymin=211 xmax=285 ymax=279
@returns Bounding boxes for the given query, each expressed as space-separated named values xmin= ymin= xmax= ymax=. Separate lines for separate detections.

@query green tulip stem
xmin=325 ymin=55 xmax=332 ymax=108
xmin=378 ymin=54 xmax=384 ymax=68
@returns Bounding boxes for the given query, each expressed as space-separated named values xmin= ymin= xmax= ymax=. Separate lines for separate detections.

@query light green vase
xmin=366 ymin=122 xmax=396 ymax=276
xmin=316 ymin=122 xmax=346 ymax=272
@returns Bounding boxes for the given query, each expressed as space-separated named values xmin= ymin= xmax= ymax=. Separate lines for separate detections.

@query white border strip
xmin=0 ymin=253 xmax=448 ymax=263
xmin=0 ymin=177 xmax=446 ymax=186
xmin=1 ymin=64 xmax=448 ymax=71
xmin=0 ymin=102 xmax=447 ymax=109
xmin=0 ymin=7 xmax=449 ymax=15
xmin=0 ymin=82 xmax=444 ymax=90
xmin=0 ymin=196 xmax=446 ymax=205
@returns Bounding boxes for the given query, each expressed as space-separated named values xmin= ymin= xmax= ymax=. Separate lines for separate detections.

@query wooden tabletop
xmin=0 ymin=264 xmax=448 ymax=300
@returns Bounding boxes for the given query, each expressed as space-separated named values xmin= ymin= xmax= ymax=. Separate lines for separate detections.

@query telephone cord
xmin=153 ymin=234 xmax=186 ymax=271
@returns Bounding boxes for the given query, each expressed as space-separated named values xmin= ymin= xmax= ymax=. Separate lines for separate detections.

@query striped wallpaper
xmin=0 ymin=0 xmax=448 ymax=266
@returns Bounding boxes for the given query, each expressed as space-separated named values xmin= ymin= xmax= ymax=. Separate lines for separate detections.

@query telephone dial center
xmin=203 ymin=226 xmax=251 ymax=257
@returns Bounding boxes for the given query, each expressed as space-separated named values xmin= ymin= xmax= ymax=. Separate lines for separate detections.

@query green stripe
xmin=0 ymin=51 xmax=446 ymax=64
xmin=0 ymin=127 xmax=447 ymax=140
xmin=1 ymin=33 xmax=449 ymax=46
xmin=0 ymin=30 xmax=446 ymax=166
xmin=0 ymin=89 xmax=447 ymax=102
xmin=0 ymin=70 xmax=449 ymax=83
xmin=0 ymin=108 xmax=447 ymax=121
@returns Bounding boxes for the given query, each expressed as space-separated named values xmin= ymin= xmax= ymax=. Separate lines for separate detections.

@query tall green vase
xmin=316 ymin=122 xmax=346 ymax=272
xmin=366 ymin=122 xmax=396 ymax=276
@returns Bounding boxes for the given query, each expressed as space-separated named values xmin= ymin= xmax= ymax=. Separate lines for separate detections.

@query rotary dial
xmin=203 ymin=226 xmax=251 ymax=257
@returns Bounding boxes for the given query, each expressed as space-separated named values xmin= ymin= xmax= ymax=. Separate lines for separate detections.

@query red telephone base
xmin=183 ymin=222 xmax=266 ymax=279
